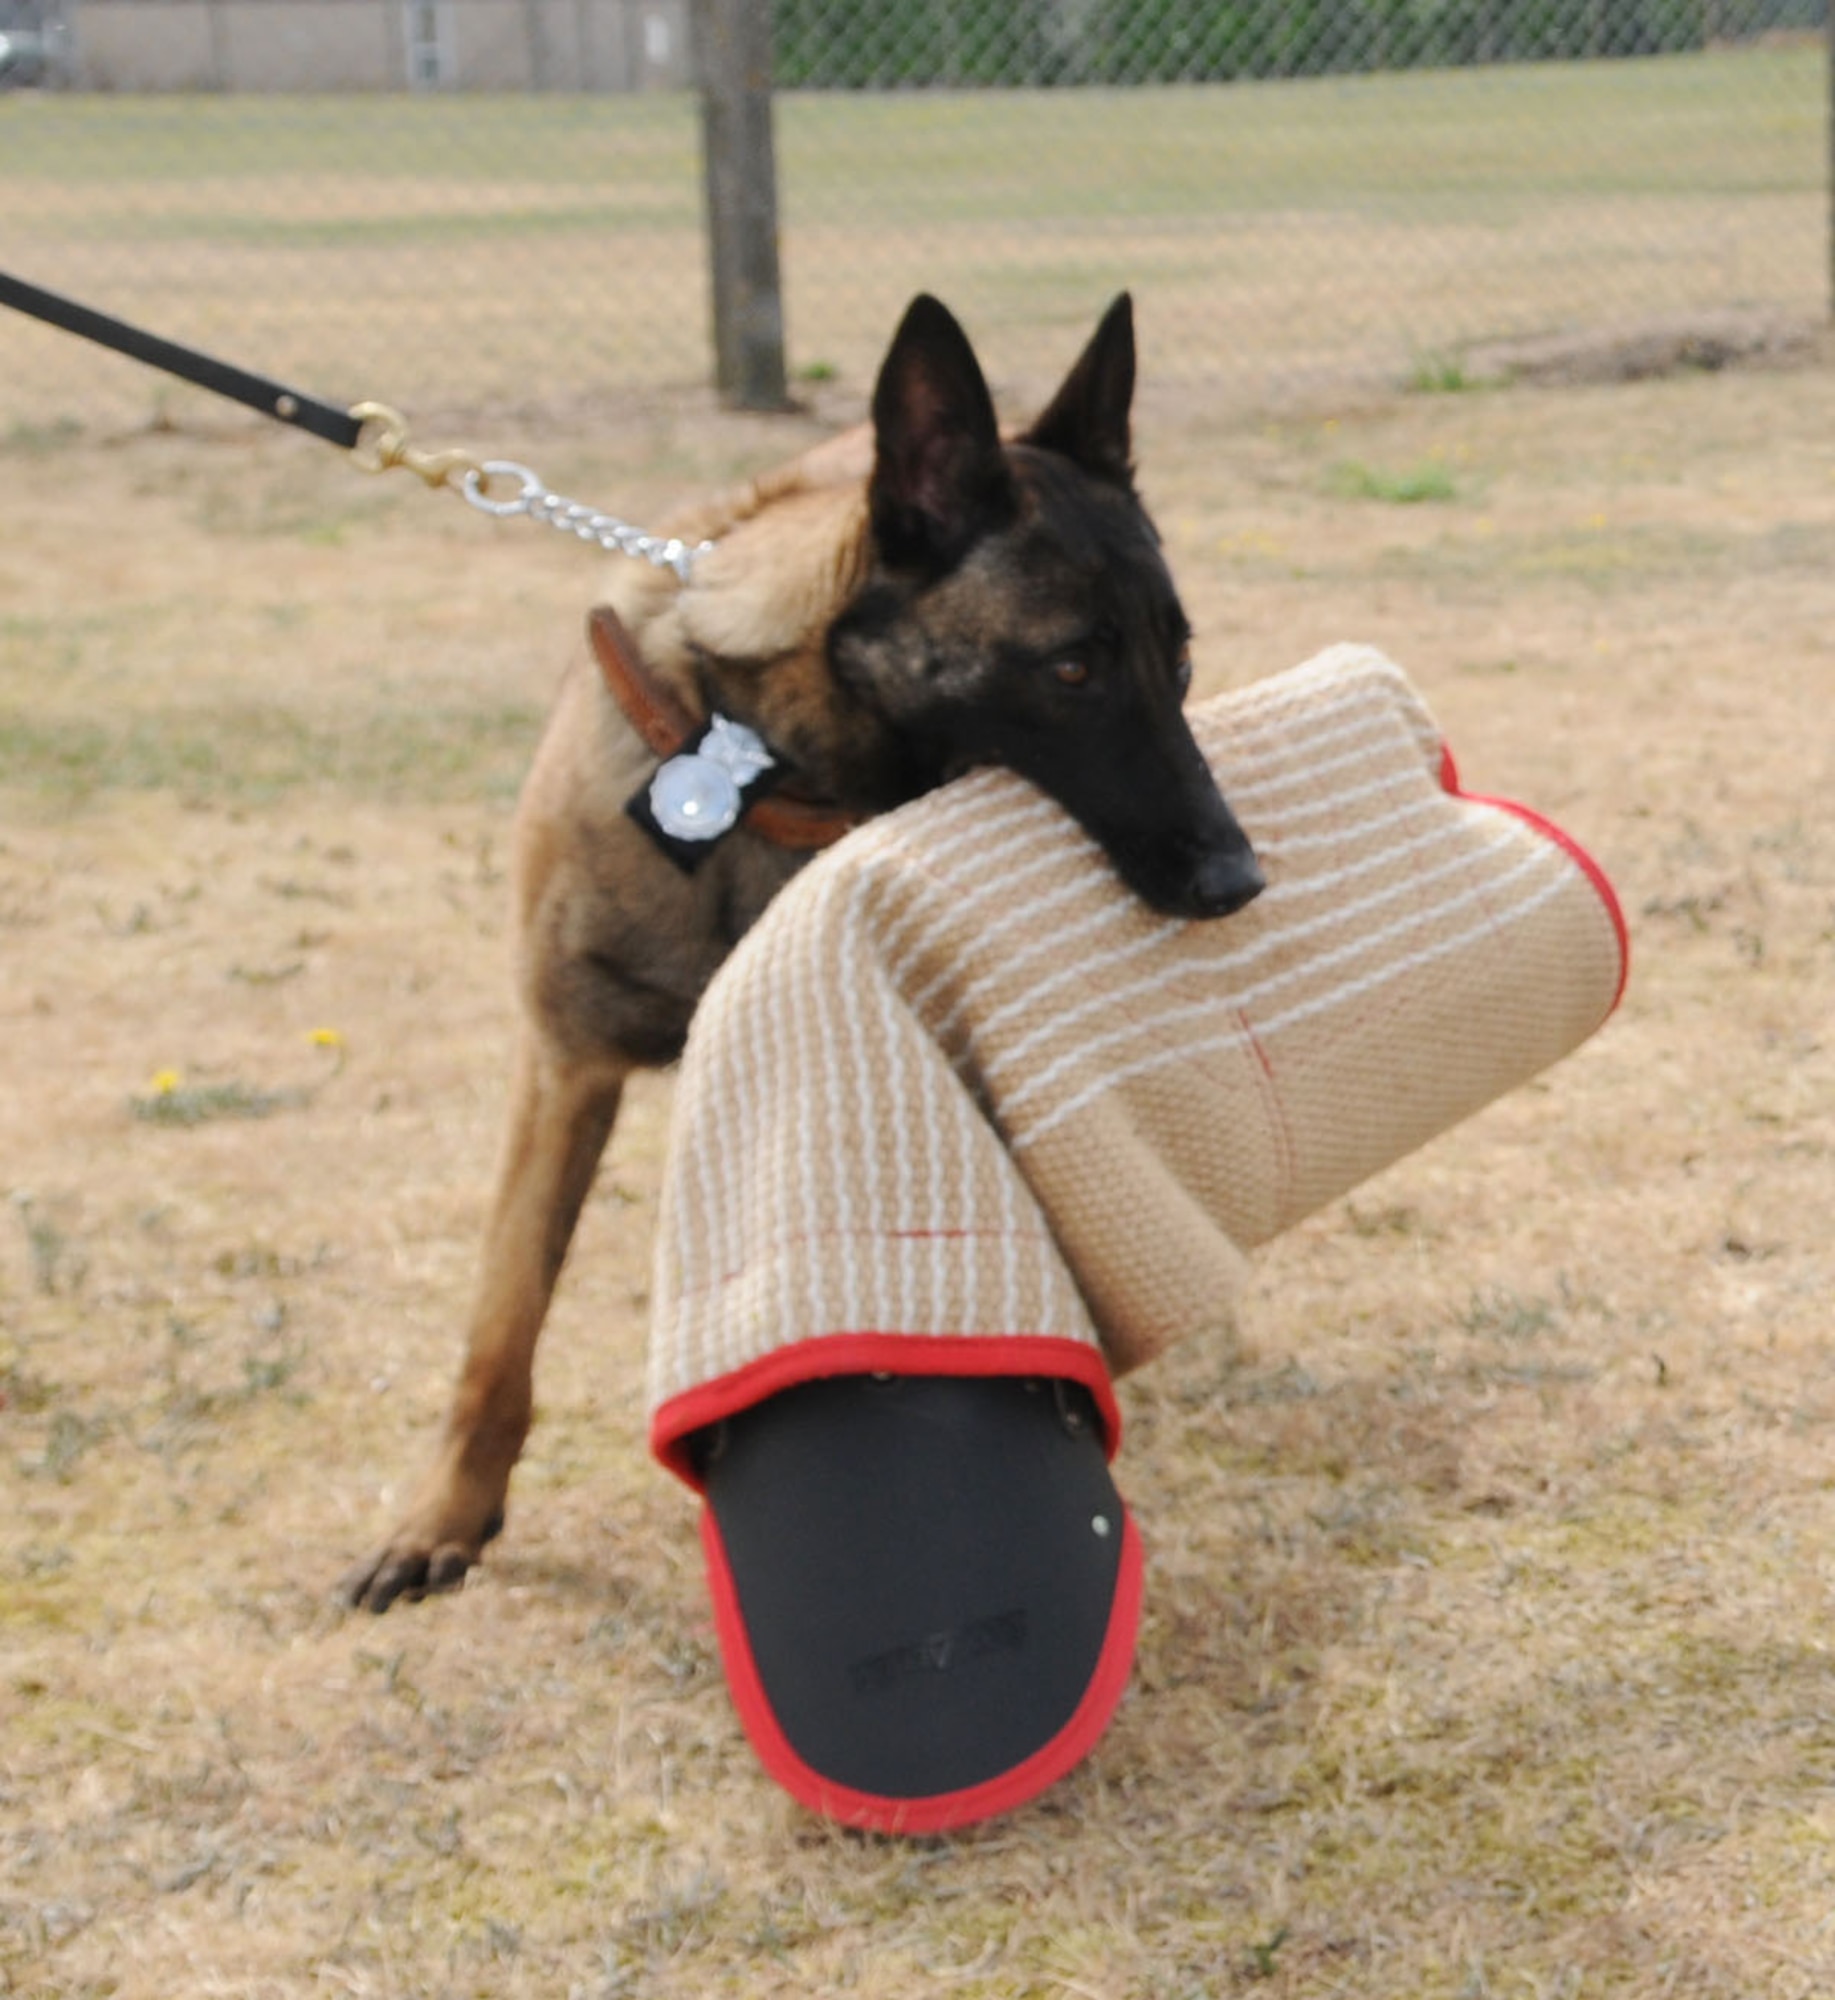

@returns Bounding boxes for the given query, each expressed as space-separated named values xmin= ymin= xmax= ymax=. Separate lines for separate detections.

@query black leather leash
xmin=0 ymin=267 xmax=711 ymax=577
xmin=1 ymin=267 xmax=364 ymax=450
xmin=5 ymin=267 xmax=832 ymax=863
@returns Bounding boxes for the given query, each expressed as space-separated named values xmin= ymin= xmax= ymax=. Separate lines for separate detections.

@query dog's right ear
xmin=1022 ymin=292 xmax=1136 ymax=490
xmin=869 ymin=295 xmax=1014 ymax=574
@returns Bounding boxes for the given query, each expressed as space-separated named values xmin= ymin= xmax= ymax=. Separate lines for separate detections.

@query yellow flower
xmin=150 ymin=1068 xmax=182 ymax=1096
xmin=308 ymin=1027 xmax=344 ymax=1050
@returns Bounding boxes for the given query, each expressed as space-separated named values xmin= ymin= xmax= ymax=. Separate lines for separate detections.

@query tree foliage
xmin=772 ymin=0 xmax=1824 ymax=89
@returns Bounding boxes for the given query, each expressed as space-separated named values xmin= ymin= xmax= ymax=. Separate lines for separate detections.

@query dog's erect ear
xmin=870 ymin=295 xmax=1013 ymax=572
xmin=1022 ymin=292 xmax=1136 ymax=489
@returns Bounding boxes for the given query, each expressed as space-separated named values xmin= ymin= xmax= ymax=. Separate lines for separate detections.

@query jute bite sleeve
xmin=648 ymin=645 xmax=1628 ymax=1470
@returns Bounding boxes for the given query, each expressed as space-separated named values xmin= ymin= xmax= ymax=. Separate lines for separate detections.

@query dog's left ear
xmin=1023 ymin=293 xmax=1136 ymax=490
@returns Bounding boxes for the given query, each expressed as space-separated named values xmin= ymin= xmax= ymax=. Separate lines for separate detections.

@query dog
xmin=339 ymin=292 xmax=1264 ymax=1612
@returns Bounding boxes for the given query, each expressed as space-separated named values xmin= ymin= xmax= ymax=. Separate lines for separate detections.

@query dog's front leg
xmin=340 ymin=1038 xmax=627 ymax=1612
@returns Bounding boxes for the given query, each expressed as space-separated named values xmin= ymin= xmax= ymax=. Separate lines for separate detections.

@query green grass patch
xmin=0 ymin=700 xmax=542 ymax=804
xmin=1458 ymin=1286 xmax=1562 ymax=1341
xmin=1331 ymin=458 xmax=1459 ymax=504
xmin=0 ymin=91 xmax=701 ymax=185
xmin=0 ymin=49 xmax=1819 ymax=228
xmin=2 ymin=416 xmax=84 ymax=455
xmin=777 ymin=48 xmax=1823 ymax=220
xmin=1406 ymin=347 xmax=1487 ymax=394
xmin=128 ymin=1079 xmax=306 ymax=1127
xmin=68 ymin=201 xmax=702 ymax=251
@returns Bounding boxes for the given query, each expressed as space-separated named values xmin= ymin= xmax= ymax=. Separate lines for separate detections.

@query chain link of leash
xmin=350 ymin=401 xmax=711 ymax=583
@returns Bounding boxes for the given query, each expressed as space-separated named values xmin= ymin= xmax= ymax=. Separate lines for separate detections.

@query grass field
xmin=4 ymin=300 xmax=1835 ymax=1995
xmin=4 ymin=50 xmax=1835 ymax=2000
xmin=0 ymin=41 xmax=1825 ymax=429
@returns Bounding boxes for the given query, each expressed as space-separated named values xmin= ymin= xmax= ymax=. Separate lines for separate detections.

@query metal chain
xmin=350 ymin=402 xmax=709 ymax=582
xmin=459 ymin=461 xmax=711 ymax=582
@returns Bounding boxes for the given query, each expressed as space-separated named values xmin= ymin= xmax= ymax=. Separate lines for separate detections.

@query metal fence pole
xmin=690 ymin=0 xmax=791 ymax=410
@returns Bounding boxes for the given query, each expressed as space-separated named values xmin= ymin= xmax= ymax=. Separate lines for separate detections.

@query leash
xmin=0 ymin=268 xmax=711 ymax=581
xmin=2 ymin=268 xmax=865 ymax=859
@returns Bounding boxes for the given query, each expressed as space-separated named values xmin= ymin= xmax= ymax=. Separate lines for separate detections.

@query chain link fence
xmin=0 ymin=0 xmax=1826 ymax=440
xmin=775 ymin=0 xmax=1825 ymax=83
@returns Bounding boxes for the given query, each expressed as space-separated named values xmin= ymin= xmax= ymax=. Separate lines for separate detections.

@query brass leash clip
xmin=349 ymin=400 xmax=486 ymax=494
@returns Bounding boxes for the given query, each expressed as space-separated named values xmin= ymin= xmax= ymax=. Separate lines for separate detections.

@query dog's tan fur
xmin=340 ymin=426 xmax=889 ymax=1609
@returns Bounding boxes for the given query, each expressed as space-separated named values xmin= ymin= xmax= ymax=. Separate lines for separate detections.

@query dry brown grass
xmin=4 ymin=350 xmax=1835 ymax=1999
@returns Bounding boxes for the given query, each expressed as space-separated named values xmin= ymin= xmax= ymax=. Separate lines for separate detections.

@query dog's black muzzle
xmin=957 ymin=698 xmax=1265 ymax=922
xmin=1063 ymin=726 xmax=1265 ymax=923
xmin=1179 ymin=834 xmax=1266 ymax=920
xmin=1110 ymin=806 xmax=1264 ymax=921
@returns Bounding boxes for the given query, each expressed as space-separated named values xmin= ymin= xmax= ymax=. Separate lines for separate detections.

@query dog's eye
xmin=1050 ymin=658 xmax=1091 ymax=689
xmin=1175 ymin=647 xmax=1194 ymax=697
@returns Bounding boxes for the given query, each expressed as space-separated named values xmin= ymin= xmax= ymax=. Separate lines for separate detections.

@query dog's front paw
xmin=336 ymin=1507 xmax=504 ymax=1614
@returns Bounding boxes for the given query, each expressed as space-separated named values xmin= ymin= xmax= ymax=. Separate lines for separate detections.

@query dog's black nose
xmin=1186 ymin=850 xmax=1266 ymax=919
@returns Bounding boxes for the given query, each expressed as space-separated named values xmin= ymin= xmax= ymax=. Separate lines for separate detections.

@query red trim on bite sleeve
xmin=1438 ymin=739 xmax=1629 ymax=1016
xmin=650 ymin=1331 xmax=1122 ymax=1490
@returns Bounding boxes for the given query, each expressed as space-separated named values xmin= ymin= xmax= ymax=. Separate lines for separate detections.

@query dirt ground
xmin=3 ymin=352 xmax=1835 ymax=1998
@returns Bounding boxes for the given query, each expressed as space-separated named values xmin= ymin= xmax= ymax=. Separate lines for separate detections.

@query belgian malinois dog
xmin=340 ymin=292 xmax=1263 ymax=1612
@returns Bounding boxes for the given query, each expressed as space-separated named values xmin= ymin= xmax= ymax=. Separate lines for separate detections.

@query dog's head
xmin=828 ymin=293 xmax=1263 ymax=921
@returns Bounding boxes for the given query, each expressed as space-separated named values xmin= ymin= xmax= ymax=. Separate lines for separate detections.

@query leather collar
xmin=588 ymin=606 xmax=859 ymax=853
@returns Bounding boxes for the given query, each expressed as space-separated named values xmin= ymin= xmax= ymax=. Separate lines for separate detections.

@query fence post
xmin=690 ymin=0 xmax=791 ymax=410
xmin=206 ymin=0 xmax=229 ymax=87
xmin=523 ymin=0 xmax=547 ymax=88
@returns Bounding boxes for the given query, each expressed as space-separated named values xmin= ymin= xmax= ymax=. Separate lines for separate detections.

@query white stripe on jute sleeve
xmin=648 ymin=645 xmax=1625 ymax=1411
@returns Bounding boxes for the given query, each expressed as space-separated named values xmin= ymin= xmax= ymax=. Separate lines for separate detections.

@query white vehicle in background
xmin=0 ymin=2 xmax=69 ymax=87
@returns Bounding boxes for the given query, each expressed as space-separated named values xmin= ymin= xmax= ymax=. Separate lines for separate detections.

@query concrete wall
xmin=67 ymin=0 xmax=691 ymax=91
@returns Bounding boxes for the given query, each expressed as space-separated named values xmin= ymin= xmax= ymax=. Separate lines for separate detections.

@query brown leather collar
xmin=588 ymin=606 xmax=859 ymax=853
